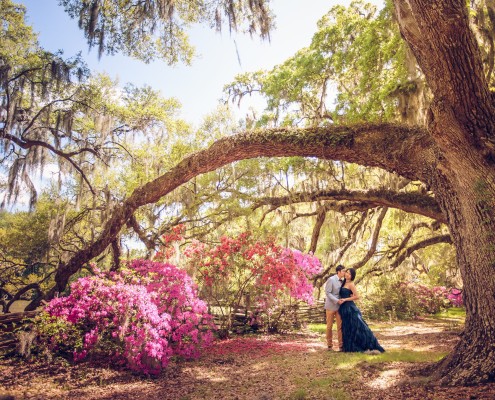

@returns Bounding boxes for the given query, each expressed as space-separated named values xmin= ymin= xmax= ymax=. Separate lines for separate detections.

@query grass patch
xmin=290 ymin=386 xmax=349 ymax=400
xmin=328 ymin=388 xmax=350 ymax=400
xmin=301 ymin=382 xmax=350 ymax=400
xmin=320 ymin=349 xmax=447 ymax=371
xmin=356 ymin=349 xmax=447 ymax=364
xmin=432 ymin=307 xmax=465 ymax=331
xmin=289 ymin=388 xmax=308 ymax=399
xmin=310 ymin=309 xmax=465 ymax=335
xmin=308 ymin=321 xmax=391 ymax=335
xmin=307 ymin=323 xmax=326 ymax=334
xmin=433 ymin=307 xmax=465 ymax=320
xmin=288 ymin=348 xmax=447 ymax=399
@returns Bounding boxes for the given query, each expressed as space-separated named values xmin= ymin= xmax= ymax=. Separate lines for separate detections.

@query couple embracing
xmin=324 ymin=265 xmax=384 ymax=353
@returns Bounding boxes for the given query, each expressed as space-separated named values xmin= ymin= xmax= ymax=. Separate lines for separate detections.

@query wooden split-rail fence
xmin=214 ymin=300 xmax=326 ymax=326
xmin=0 ymin=300 xmax=326 ymax=352
xmin=0 ymin=311 xmax=39 ymax=351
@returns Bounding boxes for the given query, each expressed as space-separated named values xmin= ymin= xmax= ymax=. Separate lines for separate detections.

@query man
xmin=324 ymin=265 xmax=345 ymax=351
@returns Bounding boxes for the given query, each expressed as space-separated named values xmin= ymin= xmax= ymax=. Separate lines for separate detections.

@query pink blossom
xmin=44 ymin=260 xmax=215 ymax=375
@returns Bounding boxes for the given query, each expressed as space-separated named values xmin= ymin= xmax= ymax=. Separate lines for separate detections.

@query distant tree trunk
xmin=110 ymin=238 xmax=121 ymax=272
xmin=309 ymin=206 xmax=326 ymax=253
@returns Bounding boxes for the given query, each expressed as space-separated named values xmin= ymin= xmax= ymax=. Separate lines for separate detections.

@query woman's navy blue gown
xmin=339 ymin=287 xmax=385 ymax=353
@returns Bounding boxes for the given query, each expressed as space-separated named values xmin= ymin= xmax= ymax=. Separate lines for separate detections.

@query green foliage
xmin=224 ymin=1 xmax=408 ymax=126
xmin=0 ymin=203 xmax=52 ymax=267
xmin=26 ymin=312 xmax=84 ymax=359
xmin=0 ymin=0 xmax=37 ymax=65
xmin=1 ymin=1 xmax=191 ymax=211
xmin=359 ymin=277 xmax=456 ymax=320
xmin=59 ymin=0 xmax=273 ymax=64
xmin=0 ymin=197 xmax=65 ymax=297
xmin=318 ymin=0 xmax=408 ymax=123
xmin=0 ymin=0 xmax=91 ymax=206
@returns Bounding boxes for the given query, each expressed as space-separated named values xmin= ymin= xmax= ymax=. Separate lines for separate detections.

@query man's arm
xmin=325 ymin=278 xmax=339 ymax=305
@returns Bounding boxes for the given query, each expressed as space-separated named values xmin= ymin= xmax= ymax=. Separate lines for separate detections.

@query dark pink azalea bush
xmin=447 ymin=288 xmax=463 ymax=307
xmin=400 ymin=282 xmax=463 ymax=314
xmin=40 ymin=260 xmax=214 ymax=375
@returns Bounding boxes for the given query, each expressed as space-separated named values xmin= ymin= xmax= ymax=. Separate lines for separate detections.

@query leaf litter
xmin=1 ymin=318 xmax=494 ymax=399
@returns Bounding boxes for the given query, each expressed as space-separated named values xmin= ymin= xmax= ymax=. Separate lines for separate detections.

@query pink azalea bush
xmin=38 ymin=260 xmax=214 ymax=375
xmin=447 ymin=288 xmax=463 ymax=307
xmin=400 ymin=283 xmax=464 ymax=314
xmin=184 ymin=233 xmax=321 ymax=304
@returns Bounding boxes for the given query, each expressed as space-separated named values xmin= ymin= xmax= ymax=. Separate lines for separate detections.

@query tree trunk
xmin=393 ymin=0 xmax=495 ymax=384
xmin=430 ymin=154 xmax=495 ymax=385
xmin=309 ymin=206 xmax=326 ymax=253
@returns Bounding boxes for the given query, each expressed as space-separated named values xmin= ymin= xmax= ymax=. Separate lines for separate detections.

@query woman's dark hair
xmin=347 ymin=268 xmax=356 ymax=281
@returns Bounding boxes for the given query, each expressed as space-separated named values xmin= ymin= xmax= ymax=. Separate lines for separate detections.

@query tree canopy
xmin=60 ymin=0 xmax=273 ymax=64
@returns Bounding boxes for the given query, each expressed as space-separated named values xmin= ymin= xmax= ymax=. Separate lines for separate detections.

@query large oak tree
xmin=13 ymin=0 xmax=495 ymax=385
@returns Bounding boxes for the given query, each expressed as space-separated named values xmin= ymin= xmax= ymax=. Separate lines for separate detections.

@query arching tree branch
xmin=48 ymin=123 xmax=436 ymax=296
xmin=359 ymin=234 xmax=453 ymax=281
xmin=253 ymin=188 xmax=444 ymax=223
xmin=389 ymin=233 xmax=453 ymax=270
xmin=387 ymin=221 xmax=442 ymax=258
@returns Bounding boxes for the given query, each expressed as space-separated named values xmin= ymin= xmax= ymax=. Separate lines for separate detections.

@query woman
xmin=338 ymin=268 xmax=385 ymax=353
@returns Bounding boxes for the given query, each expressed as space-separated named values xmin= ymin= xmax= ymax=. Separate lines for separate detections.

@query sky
xmin=18 ymin=0 xmax=383 ymax=126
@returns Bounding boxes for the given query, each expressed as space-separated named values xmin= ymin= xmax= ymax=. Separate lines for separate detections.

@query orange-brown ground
xmin=1 ymin=317 xmax=494 ymax=400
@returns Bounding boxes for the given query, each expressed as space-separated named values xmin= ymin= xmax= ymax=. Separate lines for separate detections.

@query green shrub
xmin=360 ymin=278 xmax=456 ymax=321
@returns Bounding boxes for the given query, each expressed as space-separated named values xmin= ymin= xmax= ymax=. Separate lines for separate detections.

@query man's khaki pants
xmin=326 ymin=309 xmax=343 ymax=350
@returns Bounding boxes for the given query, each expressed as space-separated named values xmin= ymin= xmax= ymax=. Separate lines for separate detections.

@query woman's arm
xmin=341 ymin=283 xmax=360 ymax=302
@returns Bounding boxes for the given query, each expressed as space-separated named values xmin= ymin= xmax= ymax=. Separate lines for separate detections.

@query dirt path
xmin=1 ymin=317 xmax=494 ymax=399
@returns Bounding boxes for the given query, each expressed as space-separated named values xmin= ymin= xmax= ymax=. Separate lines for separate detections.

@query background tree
xmin=0 ymin=0 xmax=195 ymax=308
xmin=222 ymin=0 xmax=449 ymax=289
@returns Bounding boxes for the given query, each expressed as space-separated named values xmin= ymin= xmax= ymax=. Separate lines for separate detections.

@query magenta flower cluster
xmin=45 ymin=260 xmax=215 ymax=374
xmin=447 ymin=288 xmax=463 ymax=307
